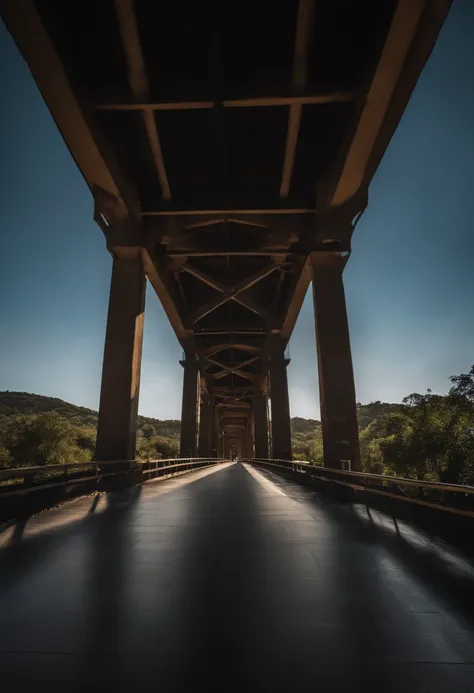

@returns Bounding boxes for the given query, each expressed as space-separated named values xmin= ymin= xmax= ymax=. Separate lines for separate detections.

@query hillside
xmin=2 ymin=375 xmax=474 ymax=485
xmin=0 ymin=391 xmax=181 ymax=436
xmin=0 ymin=390 xmax=400 ymax=468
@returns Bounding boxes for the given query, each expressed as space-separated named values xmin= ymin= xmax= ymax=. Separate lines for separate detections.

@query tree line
xmin=0 ymin=392 xmax=179 ymax=468
xmin=292 ymin=366 xmax=474 ymax=485
xmin=1 ymin=365 xmax=474 ymax=485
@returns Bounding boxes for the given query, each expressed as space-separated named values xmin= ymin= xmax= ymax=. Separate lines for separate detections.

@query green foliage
xmin=0 ymin=411 xmax=93 ymax=467
xmin=2 ymin=369 xmax=474 ymax=485
xmin=291 ymin=419 xmax=323 ymax=465
xmin=357 ymin=401 xmax=401 ymax=429
xmin=135 ymin=434 xmax=179 ymax=461
xmin=359 ymin=372 xmax=474 ymax=485
xmin=0 ymin=446 xmax=13 ymax=470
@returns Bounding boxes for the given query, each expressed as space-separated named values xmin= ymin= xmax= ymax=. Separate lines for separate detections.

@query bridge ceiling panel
xmin=308 ymin=0 xmax=397 ymax=91
xmin=134 ymin=0 xmax=298 ymax=101
xmin=35 ymin=0 xmax=398 ymax=213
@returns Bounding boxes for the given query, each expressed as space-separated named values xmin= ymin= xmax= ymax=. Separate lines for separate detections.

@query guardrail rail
xmin=246 ymin=458 xmax=474 ymax=518
xmin=0 ymin=457 xmax=224 ymax=499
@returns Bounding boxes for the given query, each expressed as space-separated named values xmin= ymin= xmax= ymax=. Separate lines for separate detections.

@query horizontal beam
xmin=200 ymin=343 xmax=262 ymax=358
xmin=195 ymin=331 xmax=269 ymax=336
xmin=142 ymin=209 xmax=314 ymax=216
xmin=169 ymin=252 xmax=290 ymax=258
xmin=96 ymin=90 xmax=357 ymax=112
xmin=215 ymin=385 xmax=254 ymax=390
xmin=144 ymin=214 xmax=313 ymax=236
xmin=331 ymin=0 xmax=426 ymax=206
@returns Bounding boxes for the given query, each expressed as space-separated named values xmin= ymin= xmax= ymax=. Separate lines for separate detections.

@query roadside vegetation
xmin=1 ymin=365 xmax=473 ymax=485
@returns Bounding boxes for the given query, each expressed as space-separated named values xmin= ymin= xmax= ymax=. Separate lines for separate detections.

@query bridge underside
xmin=1 ymin=463 xmax=473 ymax=692
xmin=1 ymin=0 xmax=452 ymax=464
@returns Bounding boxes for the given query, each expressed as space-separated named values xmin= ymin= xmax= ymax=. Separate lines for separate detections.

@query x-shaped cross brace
xmin=206 ymin=355 xmax=260 ymax=382
xmin=181 ymin=262 xmax=280 ymax=325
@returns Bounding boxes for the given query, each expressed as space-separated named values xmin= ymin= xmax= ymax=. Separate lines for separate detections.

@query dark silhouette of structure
xmin=1 ymin=0 xmax=453 ymax=469
xmin=6 ymin=6 xmax=474 ymax=690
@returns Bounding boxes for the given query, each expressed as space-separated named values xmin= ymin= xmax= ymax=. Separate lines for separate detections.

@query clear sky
xmin=1 ymin=2 xmax=474 ymax=421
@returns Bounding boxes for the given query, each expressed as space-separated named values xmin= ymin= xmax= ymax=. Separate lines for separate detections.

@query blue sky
xmin=1 ymin=2 xmax=474 ymax=420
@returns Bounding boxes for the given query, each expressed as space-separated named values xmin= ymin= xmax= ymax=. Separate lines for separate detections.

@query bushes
xmin=358 ymin=368 xmax=474 ymax=484
xmin=0 ymin=411 xmax=94 ymax=468
xmin=136 ymin=434 xmax=180 ymax=461
xmin=2 ymin=367 xmax=474 ymax=484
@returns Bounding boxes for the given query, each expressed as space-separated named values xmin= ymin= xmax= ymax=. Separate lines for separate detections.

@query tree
xmin=449 ymin=365 xmax=474 ymax=402
xmin=2 ymin=411 xmax=86 ymax=466
xmin=0 ymin=446 xmax=12 ymax=470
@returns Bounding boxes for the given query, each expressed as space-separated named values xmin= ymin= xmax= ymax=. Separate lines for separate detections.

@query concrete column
xmin=95 ymin=256 xmax=146 ymax=462
xmin=311 ymin=252 xmax=360 ymax=471
xmin=198 ymin=391 xmax=213 ymax=457
xmin=245 ymin=412 xmax=255 ymax=458
xmin=180 ymin=355 xmax=199 ymax=457
xmin=211 ymin=406 xmax=219 ymax=458
xmin=254 ymin=391 xmax=269 ymax=459
xmin=269 ymin=343 xmax=292 ymax=460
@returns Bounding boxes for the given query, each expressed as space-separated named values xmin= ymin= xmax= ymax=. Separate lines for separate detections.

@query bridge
xmin=2 ymin=0 xmax=474 ymax=691
xmin=1 ymin=0 xmax=454 ymax=467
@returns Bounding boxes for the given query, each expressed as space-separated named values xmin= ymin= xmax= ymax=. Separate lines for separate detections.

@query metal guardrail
xmin=246 ymin=458 xmax=474 ymax=518
xmin=0 ymin=457 xmax=223 ymax=499
xmin=0 ymin=459 xmax=130 ymax=498
xmin=139 ymin=457 xmax=221 ymax=482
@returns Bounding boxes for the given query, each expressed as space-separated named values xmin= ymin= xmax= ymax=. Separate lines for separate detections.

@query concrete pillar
xmin=95 ymin=256 xmax=146 ymax=462
xmin=198 ymin=391 xmax=213 ymax=457
xmin=244 ymin=412 xmax=254 ymax=458
xmin=269 ymin=343 xmax=292 ymax=460
xmin=180 ymin=355 xmax=199 ymax=457
xmin=211 ymin=406 xmax=219 ymax=458
xmin=311 ymin=252 xmax=360 ymax=471
xmin=254 ymin=391 xmax=269 ymax=458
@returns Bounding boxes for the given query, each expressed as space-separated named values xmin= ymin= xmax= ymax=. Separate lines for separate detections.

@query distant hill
xmin=0 ymin=391 xmax=181 ymax=436
xmin=0 ymin=391 xmax=400 ymax=435
xmin=357 ymin=401 xmax=401 ymax=429
xmin=0 ymin=390 xmax=406 ymax=468
xmin=291 ymin=417 xmax=320 ymax=434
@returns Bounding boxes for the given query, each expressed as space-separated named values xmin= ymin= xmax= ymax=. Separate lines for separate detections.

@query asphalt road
xmin=1 ymin=462 xmax=473 ymax=692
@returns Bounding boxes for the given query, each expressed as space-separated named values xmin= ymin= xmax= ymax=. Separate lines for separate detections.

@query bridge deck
xmin=1 ymin=463 xmax=473 ymax=692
